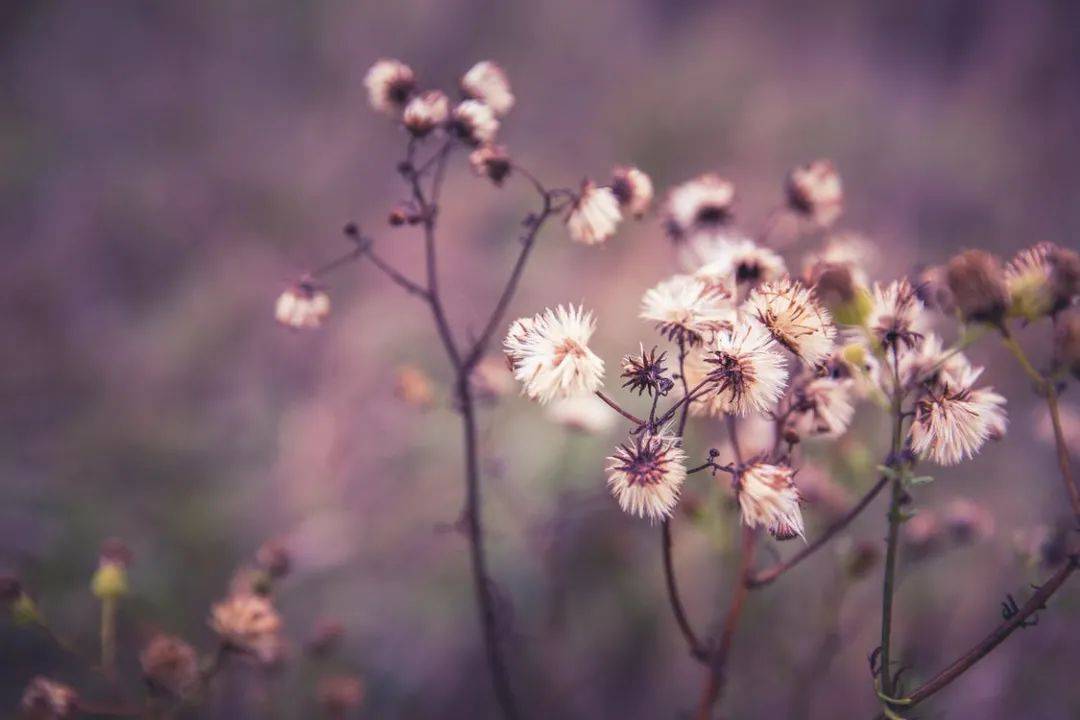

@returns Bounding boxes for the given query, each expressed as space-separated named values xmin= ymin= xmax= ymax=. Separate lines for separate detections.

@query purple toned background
xmin=2 ymin=1 xmax=1079 ymax=718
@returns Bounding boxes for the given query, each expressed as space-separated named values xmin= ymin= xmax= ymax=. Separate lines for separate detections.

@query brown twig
xmin=661 ymin=519 xmax=709 ymax=662
xmin=594 ymin=390 xmax=647 ymax=426
xmin=746 ymin=475 xmax=890 ymax=588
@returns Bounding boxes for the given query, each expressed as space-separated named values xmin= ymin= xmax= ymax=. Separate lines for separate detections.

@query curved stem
xmin=661 ymin=520 xmax=708 ymax=661
xmin=595 ymin=390 xmax=647 ymax=426
xmin=747 ymin=475 xmax=890 ymax=588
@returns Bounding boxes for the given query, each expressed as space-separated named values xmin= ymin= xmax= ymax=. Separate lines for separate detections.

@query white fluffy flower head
xmin=866 ymin=278 xmax=926 ymax=352
xmin=736 ymin=460 xmax=804 ymax=540
xmin=688 ymin=235 xmax=787 ymax=289
xmin=402 ymin=90 xmax=449 ymax=137
xmin=566 ymin=181 xmax=622 ymax=245
xmin=664 ymin=174 xmax=735 ymax=240
xmin=745 ymin=278 xmax=836 ymax=366
xmin=450 ymin=100 xmax=499 ymax=145
xmin=640 ymin=275 xmax=734 ymax=346
xmin=364 ymin=59 xmax=416 ymax=114
xmin=502 ymin=305 xmax=605 ymax=404
xmin=275 ymin=284 xmax=330 ymax=330
xmin=909 ymin=386 xmax=1007 ymax=466
xmin=606 ymin=432 xmax=687 ymax=522
xmin=611 ymin=165 xmax=654 ymax=219
xmin=691 ymin=321 xmax=788 ymax=417
xmin=461 ymin=61 xmax=515 ymax=116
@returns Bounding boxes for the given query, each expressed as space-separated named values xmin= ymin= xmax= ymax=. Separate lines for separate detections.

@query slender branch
xmin=676 ymin=340 xmax=692 ymax=436
xmin=362 ymin=244 xmax=430 ymax=300
xmin=1045 ymin=390 xmax=1080 ymax=523
xmin=898 ymin=555 xmax=1078 ymax=709
xmin=661 ymin=520 xmax=708 ymax=661
xmin=746 ymin=475 xmax=890 ymax=588
xmin=595 ymin=390 xmax=647 ymax=426
xmin=878 ymin=347 xmax=907 ymax=701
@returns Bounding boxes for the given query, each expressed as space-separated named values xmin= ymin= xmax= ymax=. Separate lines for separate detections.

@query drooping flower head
xmin=786 ymin=159 xmax=843 ymax=226
xmin=449 ymin=100 xmax=499 ymax=145
xmin=565 ymin=181 xmax=622 ymax=245
xmin=745 ymin=278 xmax=836 ymax=366
xmin=502 ymin=305 xmax=605 ymax=404
xmin=640 ymin=275 xmax=734 ymax=346
xmin=692 ymin=321 xmax=788 ymax=417
xmin=735 ymin=460 xmax=804 ymax=540
xmin=782 ymin=377 xmax=855 ymax=440
xmin=275 ymin=283 xmax=331 ymax=330
xmin=866 ymin=278 xmax=926 ymax=352
xmin=364 ymin=59 xmax=416 ymax=114
xmin=610 ymin=165 xmax=654 ymax=219
xmin=606 ymin=432 xmax=687 ymax=522
xmin=460 ymin=61 xmax=515 ymax=116
xmin=469 ymin=144 xmax=512 ymax=186
xmin=664 ymin=173 xmax=735 ymax=241
xmin=402 ymin=90 xmax=449 ymax=137
xmin=909 ymin=386 xmax=1007 ymax=466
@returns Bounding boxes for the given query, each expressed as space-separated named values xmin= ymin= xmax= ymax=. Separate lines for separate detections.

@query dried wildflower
xmin=902 ymin=511 xmax=943 ymax=559
xmin=692 ymin=321 xmax=788 ymax=417
xmin=1006 ymin=242 xmax=1080 ymax=320
xmin=255 ymin=539 xmax=291 ymax=579
xmin=943 ymin=497 xmax=995 ymax=545
xmin=803 ymin=234 xmax=873 ymax=287
xmin=565 ymin=181 xmax=622 ymax=245
xmin=610 ymin=165 xmax=654 ymax=219
xmin=786 ymin=159 xmax=843 ymax=226
xmin=449 ymin=100 xmax=499 ymax=146
xmin=640 ymin=275 xmax=734 ymax=346
xmin=946 ymin=249 xmax=1008 ymax=325
xmin=621 ymin=345 xmax=672 ymax=396
xmin=502 ymin=305 xmax=604 ymax=404
xmin=394 ymin=365 xmax=435 ymax=409
xmin=606 ymin=432 xmax=687 ymax=522
xmin=1055 ymin=307 xmax=1080 ymax=380
xmin=866 ymin=279 xmax=926 ymax=351
xmin=745 ymin=278 xmax=836 ymax=366
xmin=402 ymin=90 xmax=449 ymax=137
xmin=664 ymin=174 xmax=735 ymax=240
xmin=471 ymin=355 xmax=515 ymax=403
xmin=469 ymin=144 xmax=512 ymax=186
xmin=806 ymin=261 xmax=872 ymax=326
xmin=460 ymin=61 xmax=514 ymax=116
xmin=909 ymin=386 xmax=1007 ymax=465
xmin=20 ymin=677 xmax=78 ymax=720
xmin=141 ymin=634 xmax=199 ymax=697
xmin=783 ymin=377 xmax=855 ymax=440
xmin=915 ymin=264 xmax=955 ymax=314
xmin=687 ymin=234 xmax=786 ymax=289
xmin=735 ymin=460 xmax=804 ymax=540
xmin=317 ymin=675 xmax=365 ymax=718
xmin=546 ymin=394 xmax=616 ymax=434
xmin=210 ymin=593 xmax=282 ymax=656
xmin=275 ymin=283 xmax=331 ymax=330
xmin=363 ymin=59 xmax=416 ymax=114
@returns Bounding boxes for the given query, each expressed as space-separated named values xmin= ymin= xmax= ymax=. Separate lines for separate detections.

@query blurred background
xmin=2 ymin=1 xmax=1079 ymax=717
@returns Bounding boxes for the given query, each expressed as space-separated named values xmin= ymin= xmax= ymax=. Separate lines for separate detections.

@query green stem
xmin=878 ymin=347 xmax=907 ymax=702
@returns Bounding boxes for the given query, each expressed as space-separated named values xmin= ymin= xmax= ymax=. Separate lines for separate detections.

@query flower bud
xmin=469 ymin=144 xmax=512 ymax=186
xmin=945 ymin=250 xmax=1008 ymax=325
xmin=786 ymin=159 xmax=843 ymax=226
xmin=402 ymin=90 xmax=449 ymax=137
xmin=141 ymin=634 xmax=200 ymax=698
xmin=806 ymin=261 xmax=871 ymax=326
xmin=255 ymin=539 xmax=291 ymax=580
xmin=91 ymin=538 xmax=131 ymax=600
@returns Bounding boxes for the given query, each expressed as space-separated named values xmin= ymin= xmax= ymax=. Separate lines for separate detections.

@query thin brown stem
xmin=595 ymin=390 xmax=647 ymax=426
xmin=661 ymin=520 xmax=708 ymax=661
xmin=676 ymin=340 xmax=692 ymax=436
xmin=362 ymin=245 xmax=429 ymax=300
xmin=1045 ymin=387 xmax=1080 ymax=523
xmin=747 ymin=475 xmax=890 ymax=588
xmin=877 ymin=347 xmax=907 ymax=701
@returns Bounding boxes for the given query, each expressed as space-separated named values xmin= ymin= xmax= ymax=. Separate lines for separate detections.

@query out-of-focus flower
xmin=317 ymin=675 xmax=365 ymax=718
xmin=909 ymin=386 xmax=1007 ymax=465
xmin=687 ymin=235 xmax=786 ymax=289
xmin=394 ymin=365 xmax=435 ymax=409
xmin=449 ymin=100 xmax=499 ymax=145
xmin=460 ymin=61 xmax=514 ymax=116
xmin=1005 ymin=242 xmax=1080 ymax=320
xmin=546 ymin=394 xmax=616 ymax=434
xmin=805 ymin=261 xmax=872 ymax=326
xmin=1033 ymin=400 xmax=1080 ymax=450
xmin=364 ymin=59 xmax=416 ymax=114
xmin=943 ymin=498 xmax=995 ymax=545
xmin=91 ymin=537 xmax=131 ymax=600
xmin=826 ymin=340 xmax=881 ymax=394
xmin=664 ymin=174 xmax=735 ymax=241
xmin=915 ymin=264 xmax=955 ymax=314
xmin=866 ymin=279 xmax=926 ymax=352
xmin=610 ymin=165 xmax=654 ymax=219
xmin=786 ymin=159 xmax=843 ymax=226
xmin=1056 ymin=308 xmax=1080 ymax=380
xmin=946 ymin=250 xmax=1008 ymax=325
xmin=783 ymin=377 xmax=855 ymax=441
xmin=620 ymin=345 xmax=673 ymax=397
xmin=469 ymin=144 xmax=512 ymax=186
xmin=141 ymin=634 xmax=200 ymax=698
xmin=795 ymin=464 xmax=853 ymax=520
xmin=640 ymin=275 xmax=734 ymax=346
xmin=471 ymin=355 xmax=515 ymax=403
xmin=843 ymin=540 xmax=881 ymax=580
xmin=503 ymin=305 xmax=604 ymax=404
xmin=735 ymin=460 xmax=804 ymax=540
xmin=606 ymin=432 xmax=687 ymax=522
xmin=402 ymin=90 xmax=449 ymax=137
xmin=275 ymin=283 xmax=331 ymax=330
xmin=565 ymin=181 xmax=621 ymax=245
xmin=902 ymin=511 xmax=943 ymax=559
xmin=210 ymin=594 xmax=282 ymax=656
xmin=690 ymin=321 xmax=788 ymax=417
xmin=745 ymin=278 xmax=836 ymax=366
xmin=1012 ymin=522 xmax=1072 ymax=570
xmin=20 ymin=677 xmax=78 ymax=720
xmin=255 ymin=538 xmax=292 ymax=579
xmin=306 ymin=619 xmax=345 ymax=658
xmin=803 ymin=233 xmax=873 ymax=287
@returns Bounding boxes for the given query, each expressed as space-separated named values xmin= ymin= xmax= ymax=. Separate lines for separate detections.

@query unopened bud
xmin=91 ymin=538 xmax=131 ymax=600
xmin=256 ymin=539 xmax=291 ymax=580
xmin=946 ymin=250 xmax=1008 ymax=325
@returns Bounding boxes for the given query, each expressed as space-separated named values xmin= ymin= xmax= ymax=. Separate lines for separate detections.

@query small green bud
xmin=91 ymin=562 xmax=128 ymax=600
xmin=11 ymin=594 xmax=41 ymax=626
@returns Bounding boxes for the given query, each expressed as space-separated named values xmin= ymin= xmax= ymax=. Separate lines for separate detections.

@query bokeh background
xmin=3 ymin=1 xmax=1079 ymax=718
